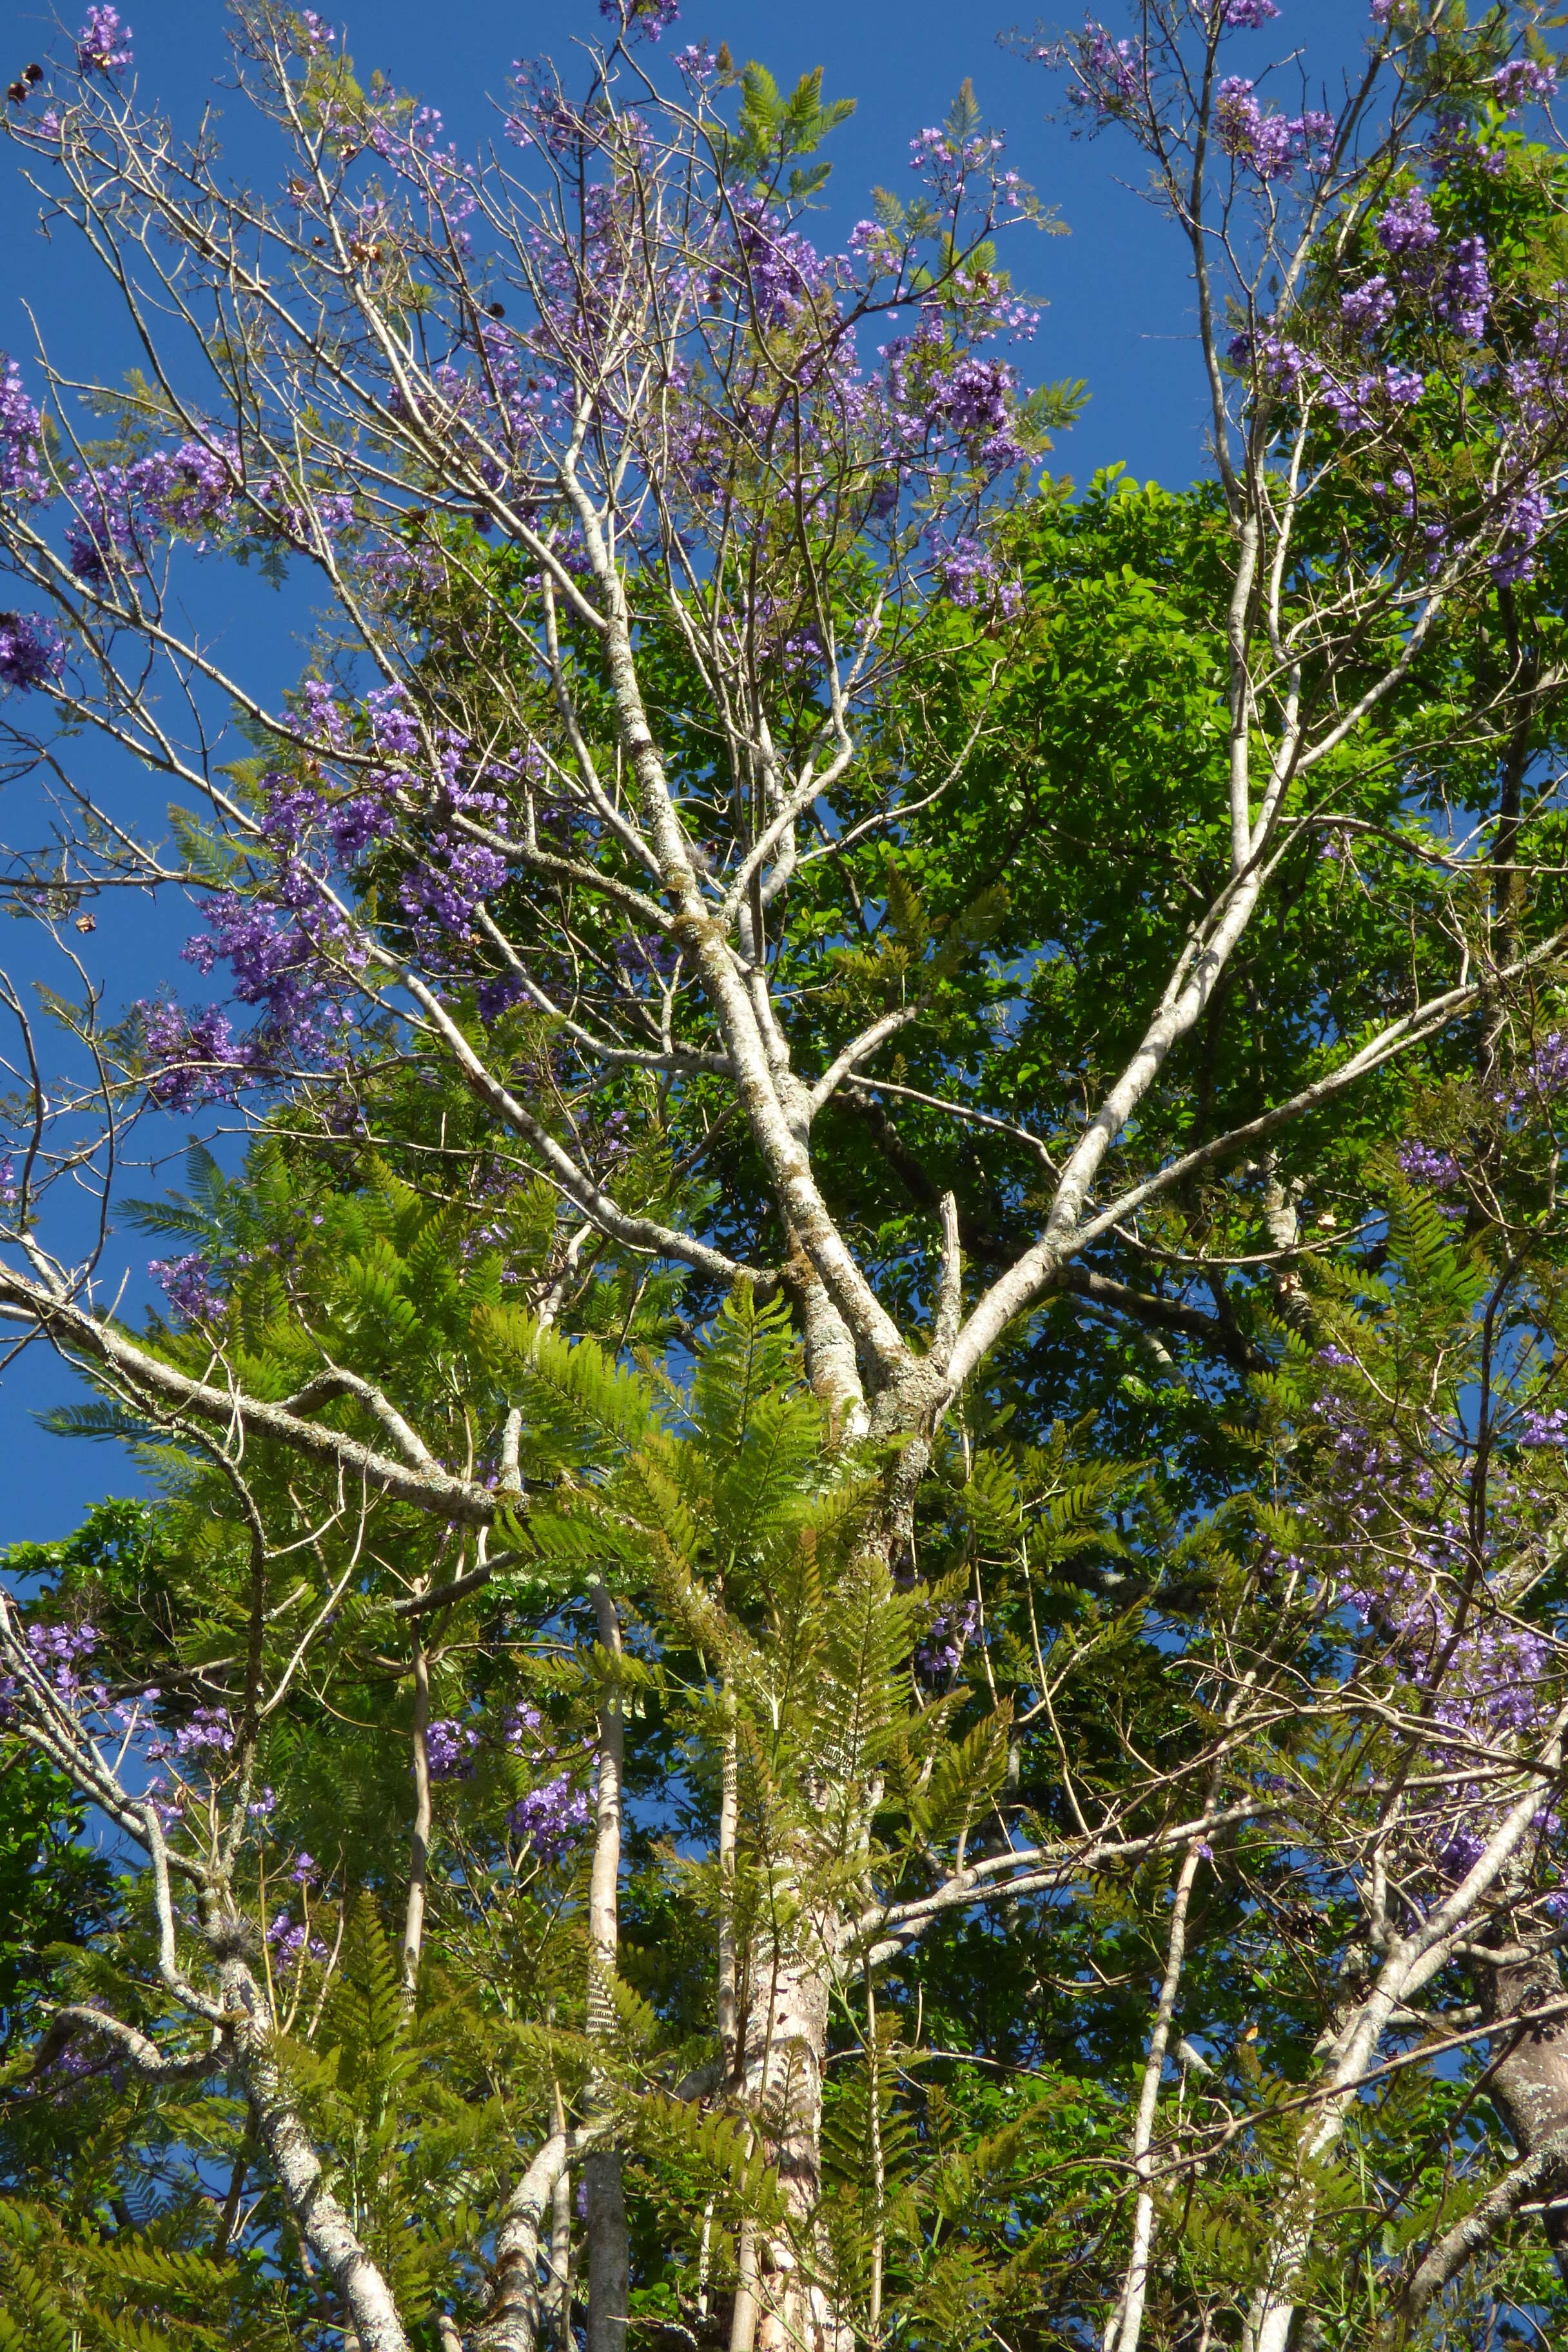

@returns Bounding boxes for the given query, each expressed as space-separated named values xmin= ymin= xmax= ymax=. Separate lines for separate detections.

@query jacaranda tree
xmin=8 ymin=1 xmax=1568 ymax=2345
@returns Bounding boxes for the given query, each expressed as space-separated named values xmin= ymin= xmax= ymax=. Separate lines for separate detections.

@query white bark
xmin=586 ymin=1580 xmax=629 ymax=2352
xmin=1106 ymin=1837 xmax=1206 ymax=2352
xmin=402 ymin=1620 xmax=433 ymax=1997
xmin=215 ymin=1950 xmax=413 ymax=2352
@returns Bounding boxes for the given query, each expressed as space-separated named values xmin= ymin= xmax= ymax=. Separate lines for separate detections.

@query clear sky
xmin=0 ymin=0 xmax=1383 ymax=1541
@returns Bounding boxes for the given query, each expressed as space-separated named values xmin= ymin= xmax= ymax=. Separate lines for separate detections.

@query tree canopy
xmin=8 ymin=3 xmax=1568 ymax=2347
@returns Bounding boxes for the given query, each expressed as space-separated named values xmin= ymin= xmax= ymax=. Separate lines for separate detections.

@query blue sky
xmin=0 ymin=0 xmax=1382 ymax=1540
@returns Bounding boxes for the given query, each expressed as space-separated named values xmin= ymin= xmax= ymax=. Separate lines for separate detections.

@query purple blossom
xmin=149 ymin=1250 xmax=226 ymax=1324
xmin=328 ymin=792 xmax=397 ymax=862
xmin=366 ymin=681 xmax=422 ymax=759
xmin=917 ymin=1600 xmax=979 ymax=1677
xmin=1341 ymin=275 xmax=1396 ymax=336
xmin=290 ymin=1851 xmax=319 ymax=1886
xmin=426 ymin=1716 xmax=481 ymax=1779
xmin=1230 ymin=326 xmax=1311 ymax=389
xmin=268 ymin=1908 xmax=328 ymax=1968
xmin=508 ymin=1771 xmax=592 ymax=1861
xmin=76 ymin=6 xmax=132 ymax=74
xmin=148 ymin=1703 xmax=234 ymax=1768
xmin=61 ymin=442 xmax=235 ymax=581
xmin=1383 ymin=365 xmax=1425 ymax=407
xmin=133 ymin=999 xmax=257 ymax=1112
xmin=1068 ymin=22 xmax=1142 ymax=115
xmin=1215 ymin=79 xmax=1334 ymax=178
xmin=672 ymin=43 xmax=715 ymax=81
xmin=398 ymin=836 xmax=507 ymax=942
xmin=1377 ymin=190 xmax=1440 ymax=258
xmin=1492 ymin=58 xmax=1558 ymax=110
xmin=0 ymin=361 xmax=47 ymax=500
xmin=0 ymin=612 xmax=63 ymax=691
xmin=1222 ymin=0 xmax=1280 ymax=20
xmin=24 ymin=1620 xmax=99 ymax=1701
xmin=1509 ymin=1030 xmax=1568 ymax=1106
xmin=1493 ymin=478 xmax=1552 ymax=585
xmin=1318 ymin=373 xmax=1375 ymax=434
xmin=599 ymin=0 xmax=680 ymax=41
xmin=936 ymin=534 xmax=1021 ymax=614
xmin=1520 ymin=1407 xmax=1568 ymax=1447
xmin=0 ymin=1154 xmax=15 ymax=1211
xmin=1438 ymin=237 xmax=1491 ymax=340
xmin=478 ymin=972 xmax=529 ymax=1023
xmin=258 ymin=781 xmax=326 ymax=852
xmin=1396 ymin=1140 xmax=1462 ymax=1189
xmin=1437 ymin=1824 xmax=1485 ymax=1879
xmin=181 ymin=881 xmax=357 ymax=1063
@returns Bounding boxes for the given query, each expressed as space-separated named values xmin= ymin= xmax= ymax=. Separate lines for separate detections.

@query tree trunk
xmin=402 ymin=1616 xmax=433 ymax=1997
xmin=215 ymin=1951 xmax=413 ymax=2352
xmin=1484 ymin=1953 xmax=1568 ymax=2275
xmin=587 ymin=1582 xmax=630 ymax=2352
xmin=735 ymin=1921 xmax=845 ymax=2352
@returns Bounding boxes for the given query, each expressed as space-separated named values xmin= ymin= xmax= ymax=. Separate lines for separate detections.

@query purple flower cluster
xmin=1508 ymin=1029 xmax=1568 ymax=1107
xmin=0 ymin=361 xmax=47 ymax=500
xmin=1520 ymin=1407 xmax=1568 ymax=1447
xmin=508 ymin=1770 xmax=592 ymax=1861
xmin=1067 ymin=22 xmax=1143 ymax=117
xmin=0 ymin=612 xmax=63 ymax=692
xmin=1222 ymin=0 xmax=1280 ymax=23
xmin=1312 ymin=1380 xmax=1565 ymax=1903
xmin=257 ymin=768 xmax=397 ymax=866
xmin=1491 ymin=478 xmax=1552 ymax=584
xmin=1438 ymin=236 xmax=1491 ymax=341
xmin=1492 ymin=58 xmax=1558 ymax=110
xmin=268 ymin=1908 xmax=328 ymax=1968
xmin=1342 ymin=275 xmax=1396 ymax=337
xmin=1377 ymin=188 xmax=1440 ymax=259
xmin=182 ymin=883 xmax=353 ymax=1062
xmin=24 ymin=1620 xmax=99 ymax=1700
xmin=76 ymin=7 xmax=132 ymax=74
xmin=599 ymin=0 xmax=681 ymax=40
xmin=918 ymin=1600 xmax=979 ymax=1677
xmin=1396 ymin=1139 xmax=1462 ymax=1188
xmin=148 ymin=1251 xmax=226 ymax=1324
xmin=133 ymin=999 xmax=256 ymax=1112
xmin=398 ymin=834 xmax=508 ymax=944
xmin=66 ymin=440 xmax=239 ymax=584
xmin=147 ymin=1703 xmax=234 ymax=1769
xmin=936 ymin=534 xmax=1022 ymax=615
xmin=1215 ymin=78 xmax=1334 ymax=180
xmin=426 ymin=1716 xmax=481 ymax=1779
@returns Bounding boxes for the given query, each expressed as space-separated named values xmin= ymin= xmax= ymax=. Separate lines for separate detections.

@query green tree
xmin=7 ymin=3 xmax=1568 ymax=2348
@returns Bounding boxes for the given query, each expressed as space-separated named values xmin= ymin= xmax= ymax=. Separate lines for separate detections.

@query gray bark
xmin=1484 ymin=1954 xmax=1568 ymax=2275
